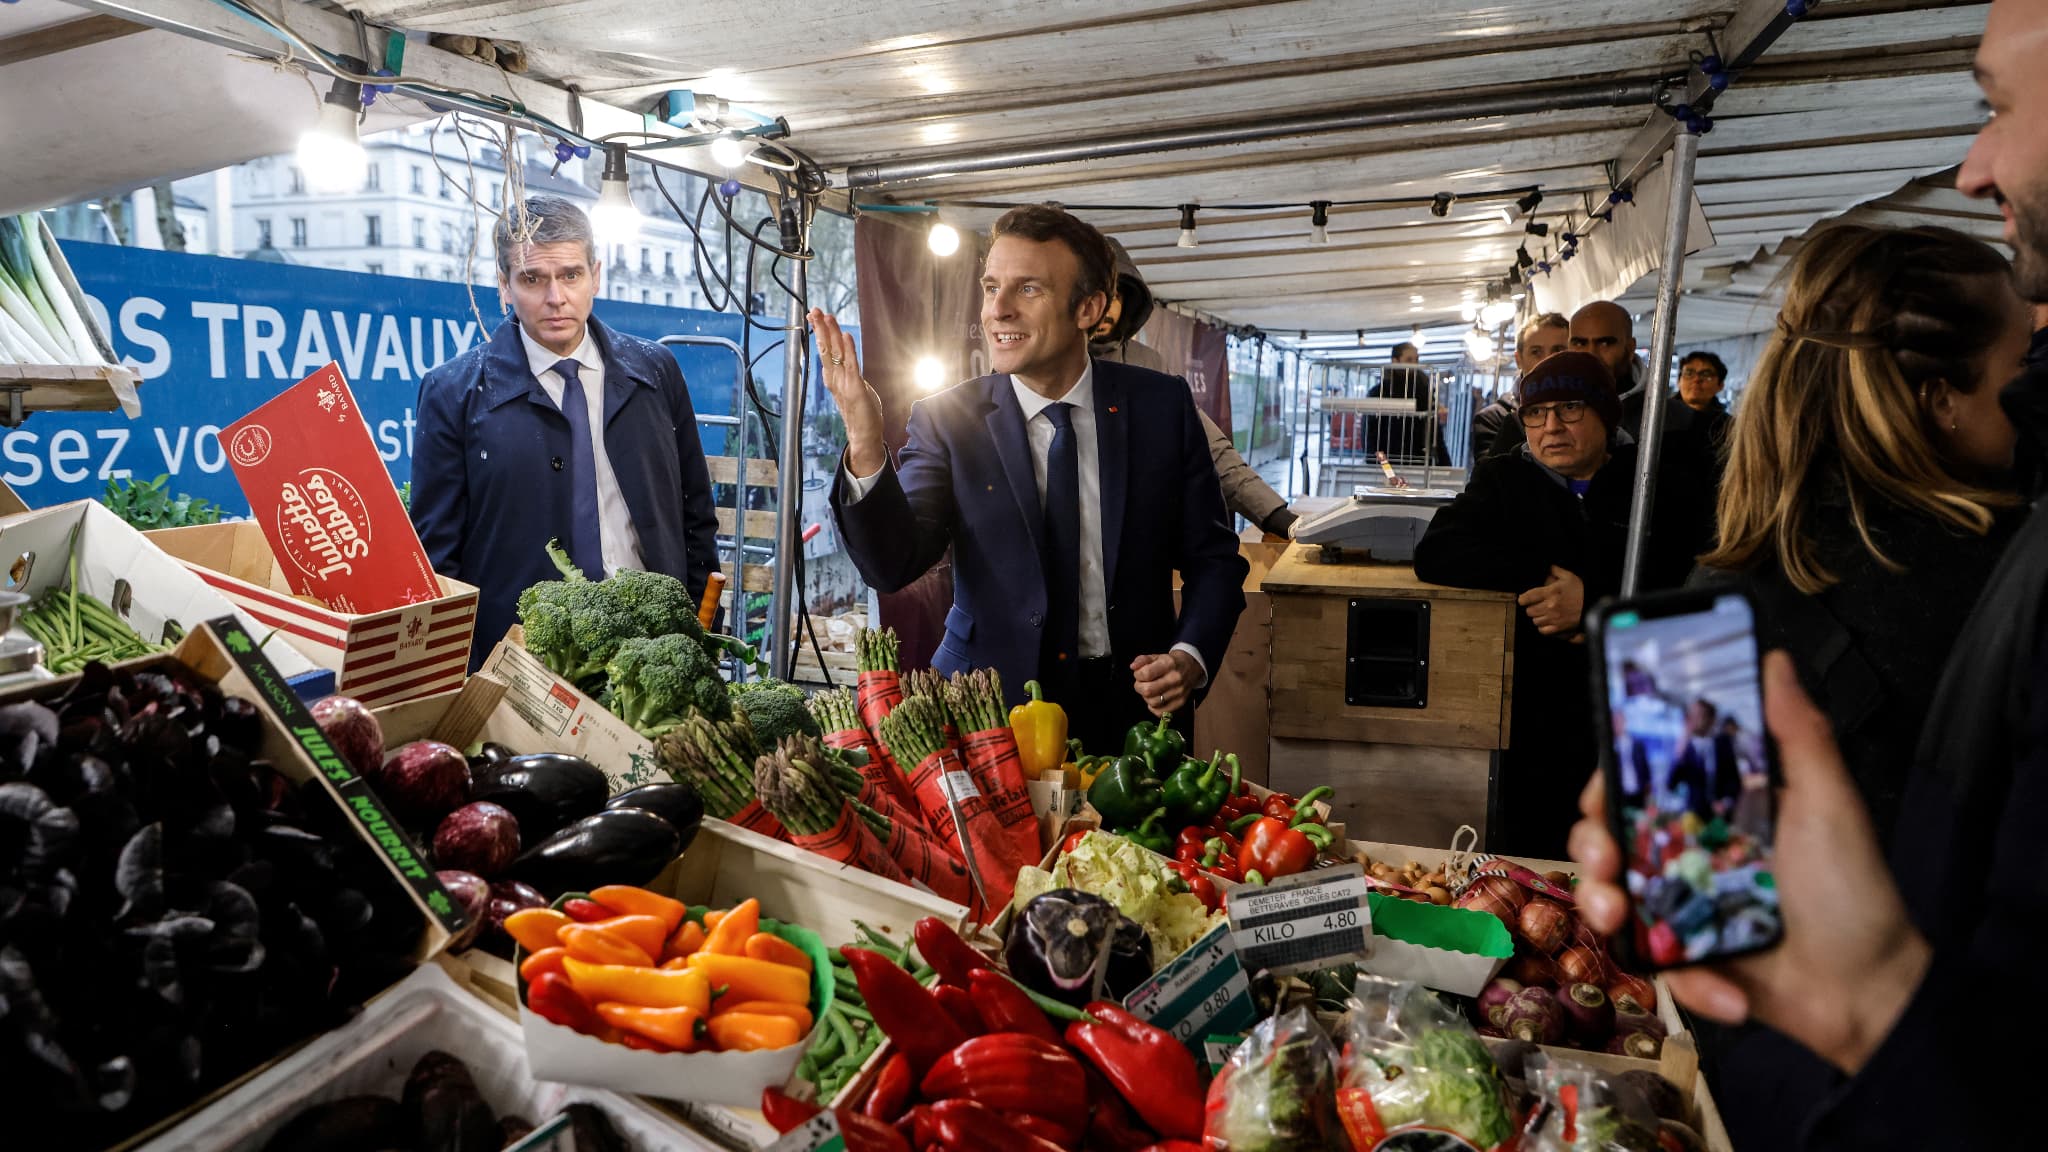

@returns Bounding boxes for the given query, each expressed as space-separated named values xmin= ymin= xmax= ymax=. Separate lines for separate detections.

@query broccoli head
xmin=604 ymin=633 xmax=729 ymax=739
xmin=518 ymin=580 xmax=636 ymax=691
xmin=730 ymin=679 xmax=819 ymax=747
xmin=607 ymin=567 xmax=703 ymax=641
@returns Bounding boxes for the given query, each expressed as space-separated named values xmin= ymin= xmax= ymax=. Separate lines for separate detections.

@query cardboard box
xmin=150 ymin=521 xmax=478 ymax=707
xmin=480 ymin=625 xmax=666 ymax=791
xmin=0 ymin=499 xmax=322 ymax=684
xmin=223 ymin=362 xmax=440 ymax=614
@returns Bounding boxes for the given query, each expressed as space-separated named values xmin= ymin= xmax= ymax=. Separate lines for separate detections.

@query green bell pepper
xmin=1118 ymin=808 xmax=1173 ymax=855
xmin=1162 ymin=751 xmax=1239 ymax=826
xmin=1122 ymin=713 xmax=1186 ymax=773
xmin=1087 ymin=755 xmax=1165 ymax=830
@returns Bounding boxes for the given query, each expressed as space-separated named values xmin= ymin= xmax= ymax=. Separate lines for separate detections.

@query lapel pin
xmin=1108 ymin=406 xmax=1119 ymax=414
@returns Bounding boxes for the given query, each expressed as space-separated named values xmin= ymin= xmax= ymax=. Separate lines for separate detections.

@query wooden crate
xmin=1272 ymin=735 xmax=1493 ymax=847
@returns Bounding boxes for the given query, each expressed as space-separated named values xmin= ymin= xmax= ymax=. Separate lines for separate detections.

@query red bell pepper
xmin=1199 ymin=836 xmax=1242 ymax=883
xmin=840 ymin=1111 xmax=914 ymax=1152
xmin=935 ymin=984 xmax=986 ymax=1036
xmin=1009 ymin=1111 xmax=1084 ymax=1149
xmin=864 ymin=1052 xmax=916 ymax=1124
xmin=525 ymin=971 xmax=604 ymax=1036
xmin=1163 ymin=859 xmax=1220 ymax=911
xmin=1237 ymin=815 xmax=1333 ymax=882
xmin=968 ymin=969 xmax=1061 ymax=1044
xmin=924 ymin=1098 xmax=1068 ymax=1152
xmin=1059 ymin=827 xmax=1091 ymax=856
xmin=914 ymin=917 xmax=994 ymax=988
xmin=920 ymin=1033 xmax=1089 ymax=1122
xmin=761 ymin=1087 xmax=821 ymax=1134
xmin=560 ymin=897 xmax=612 ymax=923
xmin=1066 ymin=1002 xmax=1205 ymax=1140
xmin=844 ymin=947 xmax=968 ymax=1075
xmin=1135 ymin=1143 xmax=1204 ymax=1152
xmin=1083 ymin=1065 xmax=1156 ymax=1152
xmin=1261 ymin=785 xmax=1332 ymax=823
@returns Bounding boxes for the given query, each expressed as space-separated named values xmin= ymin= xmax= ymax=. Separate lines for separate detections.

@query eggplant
xmin=1104 ymin=914 xmax=1153 ymax=1001
xmin=1003 ymin=888 xmax=1120 ymax=1006
xmin=403 ymin=1050 xmax=498 ymax=1152
xmin=511 ymin=808 xmax=681 ymax=895
xmin=606 ymin=782 xmax=705 ymax=844
xmin=467 ymin=753 xmax=608 ymax=842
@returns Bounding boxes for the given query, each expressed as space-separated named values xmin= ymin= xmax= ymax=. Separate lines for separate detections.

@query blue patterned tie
xmin=554 ymin=358 xmax=604 ymax=579
xmin=1042 ymin=402 xmax=1081 ymax=664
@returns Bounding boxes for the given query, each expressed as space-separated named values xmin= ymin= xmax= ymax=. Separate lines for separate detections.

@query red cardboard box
xmin=225 ymin=363 xmax=440 ymax=614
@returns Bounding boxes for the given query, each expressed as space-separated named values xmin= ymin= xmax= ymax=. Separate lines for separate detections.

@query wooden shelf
xmin=0 ymin=363 xmax=142 ymax=422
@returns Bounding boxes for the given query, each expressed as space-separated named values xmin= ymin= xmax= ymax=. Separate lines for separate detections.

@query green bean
xmin=836 ymin=1002 xmax=873 ymax=1022
xmin=826 ymin=1002 xmax=861 ymax=1056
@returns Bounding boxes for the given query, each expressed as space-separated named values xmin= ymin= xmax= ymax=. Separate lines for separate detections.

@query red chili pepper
xmin=1236 ymin=815 xmax=1332 ymax=881
xmin=913 ymin=917 xmax=992 ymax=988
xmin=1008 ymin=1111 xmax=1084 ymax=1149
xmin=761 ymin=1087 xmax=821 ymax=1134
xmin=1083 ymin=1065 xmax=1155 ymax=1152
xmin=524 ymin=971 xmax=604 ymax=1036
xmin=1163 ymin=859 xmax=1220 ymax=911
xmin=1066 ymin=1003 xmax=1204 ymax=1140
xmin=1059 ymin=827 xmax=1091 ymax=856
xmin=1261 ymin=786 xmax=1333 ymax=824
xmin=560 ymin=897 xmax=612 ymax=923
xmin=964 ymin=969 xmax=1058 ymax=1043
xmin=839 ymin=1110 xmax=913 ymax=1152
xmin=844 ymin=947 xmax=968 ymax=1075
xmin=935 ymin=984 xmax=986 ymax=1036
xmin=925 ymin=1098 xmax=1068 ymax=1152
xmin=864 ymin=1051 xmax=916 ymax=1124
xmin=1135 ymin=1143 xmax=1205 ymax=1152
xmin=920 ymin=1033 xmax=1089 ymax=1122
xmin=1172 ymin=825 xmax=1210 ymax=864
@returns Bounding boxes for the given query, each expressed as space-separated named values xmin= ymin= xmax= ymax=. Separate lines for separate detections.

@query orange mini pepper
xmin=589 ymin=914 xmax=668 ymax=959
xmin=665 ymin=920 xmax=707 ymax=960
xmin=686 ymin=951 xmax=810 ymax=1004
xmin=596 ymin=1001 xmax=706 ymax=1051
xmin=703 ymin=909 xmax=726 ymax=931
xmin=660 ymin=956 xmax=689 ymax=971
xmin=703 ymin=898 xmax=760 ymax=955
xmin=590 ymin=885 xmax=688 ymax=935
xmin=562 ymin=957 xmax=711 ymax=1013
xmin=502 ymin=908 xmax=571 ymax=954
xmin=711 ymin=999 xmax=813 ymax=1032
xmin=743 ymin=933 xmax=813 ymax=974
xmin=559 ymin=923 xmax=655 ymax=968
xmin=706 ymin=1012 xmax=803 ymax=1052
xmin=518 ymin=946 xmax=569 ymax=985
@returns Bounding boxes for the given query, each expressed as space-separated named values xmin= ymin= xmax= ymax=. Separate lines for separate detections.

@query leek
xmin=0 ymin=263 xmax=67 ymax=363
xmin=0 ymin=218 xmax=73 ymax=364
xmin=20 ymin=216 xmax=100 ymax=364
xmin=0 ymin=305 xmax=42 ymax=363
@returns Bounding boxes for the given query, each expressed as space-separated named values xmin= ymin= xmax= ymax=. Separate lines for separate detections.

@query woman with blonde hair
xmin=1695 ymin=223 xmax=2032 ymax=1152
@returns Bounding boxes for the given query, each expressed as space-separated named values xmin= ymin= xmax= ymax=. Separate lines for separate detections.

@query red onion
xmin=1518 ymin=897 xmax=1571 ymax=953
xmin=1608 ymin=972 xmax=1658 ymax=1016
xmin=310 ymin=694 xmax=384 ymax=780
xmin=1503 ymin=986 xmax=1566 ymax=1045
xmin=1556 ymin=940 xmax=1607 ymax=987
xmin=1471 ymin=874 xmax=1529 ymax=910
xmin=1505 ymin=949 xmax=1559 ymax=987
xmin=1561 ymin=982 xmax=1615 ymax=1045
xmin=435 ymin=870 xmax=489 ymax=951
xmin=1477 ymin=977 xmax=1524 ymax=1028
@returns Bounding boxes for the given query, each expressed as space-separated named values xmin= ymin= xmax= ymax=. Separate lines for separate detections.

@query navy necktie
xmin=554 ymin=358 xmax=604 ymax=579
xmin=1042 ymin=401 xmax=1081 ymax=665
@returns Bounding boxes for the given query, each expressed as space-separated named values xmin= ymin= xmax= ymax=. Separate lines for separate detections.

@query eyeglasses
xmin=1519 ymin=400 xmax=1590 ymax=427
xmin=1678 ymin=368 xmax=1723 ymax=381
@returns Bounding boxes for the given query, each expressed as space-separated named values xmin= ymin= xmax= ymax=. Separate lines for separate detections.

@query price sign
xmin=1123 ymin=923 xmax=1256 ymax=1050
xmin=1205 ymin=1035 xmax=1245 ymax=1075
xmin=768 ymin=1111 xmax=847 ymax=1152
xmin=1225 ymin=863 xmax=1372 ymax=976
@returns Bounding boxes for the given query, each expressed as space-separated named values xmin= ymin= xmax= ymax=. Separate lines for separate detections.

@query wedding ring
xmin=829 ymin=355 xmax=844 ymax=366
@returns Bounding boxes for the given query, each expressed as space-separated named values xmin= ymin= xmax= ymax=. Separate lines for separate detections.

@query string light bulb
xmin=1516 ymin=189 xmax=1545 ymax=215
xmin=709 ymin=133 xmax=750 ymax=170
xmin=1308 ymin=201 xmax=1330 ymax=245
xmin=1464 ymin=329 xmax=1497 ymax=362
xmin=1481 ymin=300 xmax=1518 ymax=328
xmin=927 ymin=221 xmax=961 ymax=257
xmin=590 ymin=143 xmax=641 ymax=248
xmin=1409 ymin=327 xmax=1426 ymax=352
xmin=1177 ymin=204 xmax=1200 ymax=249
xmin=298 ymin=66 xmax=367 ymax=194
xmin=1356 ymin=329 xmax=1367 ymax=349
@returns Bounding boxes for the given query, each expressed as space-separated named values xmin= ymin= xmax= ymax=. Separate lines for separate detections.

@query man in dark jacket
xmin=1415 ymin=352 xmax=1707 ymax=855
xmin=411 ymin=195 xmax=720 ymax=668
xmin=1668 ymin=697 xmax=1742 ymax=819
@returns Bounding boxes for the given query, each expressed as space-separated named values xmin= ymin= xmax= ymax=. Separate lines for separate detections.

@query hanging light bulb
xmin=1409 ymin=327 xmax=1427 ymax=352
xmin=927 ymin=221 xmax=961 ymax=257
xmin=1460 ymin=301 xmax=1480 ymax=323
xmin=1497 ymin=206 xmax=1516 ymax=226
xmin=1177 ymin=204 xmax=1200 ymax=249
xmin=1464 ymin=329 xmax=1497 ymax=362
xmin=590 ymin=143 xmax=641 ymax=248
xmin=709 ymin=133 xmax=750 ymax=170
xmin=1516 ymin=189 xmax=1545 ymax=215
xmin=1308 ymin=200 xmax=1330 ymax=245
xmin=1356 ymin=329 xmax=1367 ymax=349
xmin=1481 ymin=299 xmax=1518 ymax=328
xmin=298 ymin=65 xmax=367 ymax=194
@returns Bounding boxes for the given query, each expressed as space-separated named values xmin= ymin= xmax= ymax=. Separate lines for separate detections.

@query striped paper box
xmin=148 ymin=521 xmax=477 ymax=707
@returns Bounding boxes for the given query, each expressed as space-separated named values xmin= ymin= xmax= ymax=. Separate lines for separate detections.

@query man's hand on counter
xmin=811 ymin=308 xmax=890 ymax=478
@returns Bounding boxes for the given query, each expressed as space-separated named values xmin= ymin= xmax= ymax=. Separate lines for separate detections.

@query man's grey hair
xmin=495 ymin=195 xmax=597 ymax=278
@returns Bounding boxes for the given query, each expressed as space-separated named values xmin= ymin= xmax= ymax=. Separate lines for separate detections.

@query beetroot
xmin=376 ymin=739 xmax=471 ymax=825
xmin=1477 ymin=977 xmax=1523 ymax=1029
xmin=1561 ymin=982 xmax=1615 ymax=1044
xmin=1503 ymin=986 xmax=1565 ymax=1044
xmin=436 ymin=870 xmax=490 ymax=950
xmin=434 ymin=803 xmax=521 ymax=877
xmin=485 ymin=880 xmax=547 ymax=943
xmin=1608 ymin=972 xmax=1658 ymax=1016
xmin=310 ymin=695 xmax=384 ymax=780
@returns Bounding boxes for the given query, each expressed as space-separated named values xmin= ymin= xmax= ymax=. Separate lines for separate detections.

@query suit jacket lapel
xmin=587 ymin=317 xmax=655 ymax=428
xmin=985 ymin=377 xmax=1043 ymax=557
xmin=1095 ymin=360 xmax=1129 ymax=594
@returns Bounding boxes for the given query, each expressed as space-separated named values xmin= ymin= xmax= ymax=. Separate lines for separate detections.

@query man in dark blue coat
xmin=411 ymin=195 xmax=719 ymax=668
xmin=812 ymin=206 xmax=1247 ymax=751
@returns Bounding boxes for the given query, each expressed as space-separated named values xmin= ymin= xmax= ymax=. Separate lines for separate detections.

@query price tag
xmin=1123 ymin=923 xmax=1256 ymax=1050
xmin=1205 ymin=1035 xmax=1246 ymax=1075
xmin=768 ymin=1111 xmax=847 ymax=1152
xmin=1225 ymin=863 xmax=1372 ymax=976
xmin=940 ymin=769 xmax=982 ymax=802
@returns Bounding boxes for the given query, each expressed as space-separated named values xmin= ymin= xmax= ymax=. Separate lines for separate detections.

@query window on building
xmin=365 ymin=164 xmax=381 ymax=192
xmin=415 ymin=264 xmax=429 ymax=278
xmin=440 ymin=175 xmax=452 ymax=200
xmin=689 ymin=290 xmax=700 ymax=309
xmin=257 ymin=218 xmax=273 ymax=247
xmin=365 ymin=262 xmax=383 ymax=275
xmin=640 ymin=289 xmax=650 ymax=304
xmin=365 ymin=215 xmax=383 ymax=247
xmin=411 ymin=166 xmax=424 ymax=194
xmin=490 ymin=182 xmax=502 ymax=209
xmin=289 ymin=167 xmax=305 ymax=193
xmin=441 ymin=222 xmax=455 ymax=255
xmin=413 ymin=218 xmax=425 ymax=249
xmin=664 ymin=251 xmax=675 ymax=277
xmin=664 ymin=291 xmax=673 ymax=307
xmin=291 ymin=217 xmax=308 ymax=247
xmin=640 ymin=248 xmax=651 ymax=274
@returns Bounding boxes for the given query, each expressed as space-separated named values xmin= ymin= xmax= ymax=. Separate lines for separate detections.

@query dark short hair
xmin=495 ymin=195 xmax=596 ymax=278
xmin=1680 ymin=350 xmax=1728 ymax=379
xmin=1692 ymin=698 xmax=1719 ymax=720
xmin=990 ymin=205 xmax=1114 ymax=315
xmin=1391 ymin=342 xmax=1418 ymax=361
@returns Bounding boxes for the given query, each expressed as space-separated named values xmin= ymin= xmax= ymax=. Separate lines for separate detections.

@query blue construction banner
xmin=12 ymin=241 xmax=814 ymax=515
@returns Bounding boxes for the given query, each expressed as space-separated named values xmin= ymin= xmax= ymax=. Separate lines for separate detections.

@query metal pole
xmin=770 ymin=263 xmax=809 ymax=679
xmin=1619 ymin=131 xmax=1702 ymax=596
xmin=1248 ymin=340 xmax=1266 ymax=511
xmin=659 ymin=334 xmax=751 ymax=644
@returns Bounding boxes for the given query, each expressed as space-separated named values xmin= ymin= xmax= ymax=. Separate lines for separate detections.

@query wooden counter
xmin=1262 ymin=543 xmax=1516 ymax=848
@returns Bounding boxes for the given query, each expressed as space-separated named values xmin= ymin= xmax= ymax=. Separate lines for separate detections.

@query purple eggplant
xmin=510 ymin=808 xmax=681 ymax=896
xmin=468 ymin=753 xmax=608 ymax=843
xmin=1004 ymin=888 xmax=1121 ymax=1006
xmin=605 ymin=783 xmax=704 ymax=845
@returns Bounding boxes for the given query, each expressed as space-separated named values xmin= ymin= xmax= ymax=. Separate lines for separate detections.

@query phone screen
xmin=1598 ymin=592 xmax=1781 ymax=969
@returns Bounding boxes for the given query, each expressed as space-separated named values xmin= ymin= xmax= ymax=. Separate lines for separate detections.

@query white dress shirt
xmin=519 ymin=322 xmax=644 ymax=574
xmin=844 ymin=364 xmax=1205 ymax=682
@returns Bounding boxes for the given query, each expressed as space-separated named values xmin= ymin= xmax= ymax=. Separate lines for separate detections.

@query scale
xmin=1291 ymin=484 xmax=1461 ymax=561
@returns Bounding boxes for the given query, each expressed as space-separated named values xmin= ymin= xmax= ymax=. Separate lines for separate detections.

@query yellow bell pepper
xmin=1009 ymin=679 xmax=1069 ymax=778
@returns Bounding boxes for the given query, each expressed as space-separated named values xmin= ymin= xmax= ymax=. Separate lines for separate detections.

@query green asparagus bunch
xmin=807 ymin=687 xmax=863 ymax=735
xmin=877 ymin=695 xmax=949 ymax=767
xmin=942 ymin=669 xmax=1008 ymax=734
xmin=654 ymin=709 xmax=761 ymax=819
xmin=855 ymin=627 xmax=899 ymax=673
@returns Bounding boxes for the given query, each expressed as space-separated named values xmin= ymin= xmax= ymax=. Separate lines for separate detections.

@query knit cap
xmin=1517 ymin=351 xmax=1619 ymax=429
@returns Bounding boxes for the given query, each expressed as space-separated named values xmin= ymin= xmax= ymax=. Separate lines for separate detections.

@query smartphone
xmin=1585 ymin=587 xmax=1782 ymax=971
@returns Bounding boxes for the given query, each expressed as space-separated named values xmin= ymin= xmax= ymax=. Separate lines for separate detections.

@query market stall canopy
xmin=3 ymin=0 xmax=1997 ymax=340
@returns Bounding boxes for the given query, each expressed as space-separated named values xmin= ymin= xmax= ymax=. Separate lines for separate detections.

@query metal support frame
xmin=658 ymin=334 xmax=750 ymax=650
xmin=1619 ymin=129 xmax=1701 ymax=597
xmin=769 ymin=264 xmax=810 ymax=680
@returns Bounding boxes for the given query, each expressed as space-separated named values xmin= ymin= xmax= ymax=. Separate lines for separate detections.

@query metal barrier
xmin=658 ymin=334 xmax=771 ymax=665
xmin=1307 ymin=363 xmax=1472 ymax=494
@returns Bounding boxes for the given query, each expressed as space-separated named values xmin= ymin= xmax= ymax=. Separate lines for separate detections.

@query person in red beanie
xmin=1414 ymin=351 xmax=1712 ymax=855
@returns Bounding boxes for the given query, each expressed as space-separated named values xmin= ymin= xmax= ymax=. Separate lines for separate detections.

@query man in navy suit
xmin=412 ymin=195 xmax=720 ymax=669
xmin=813 ymin=206 xmax=1248 ymax=751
